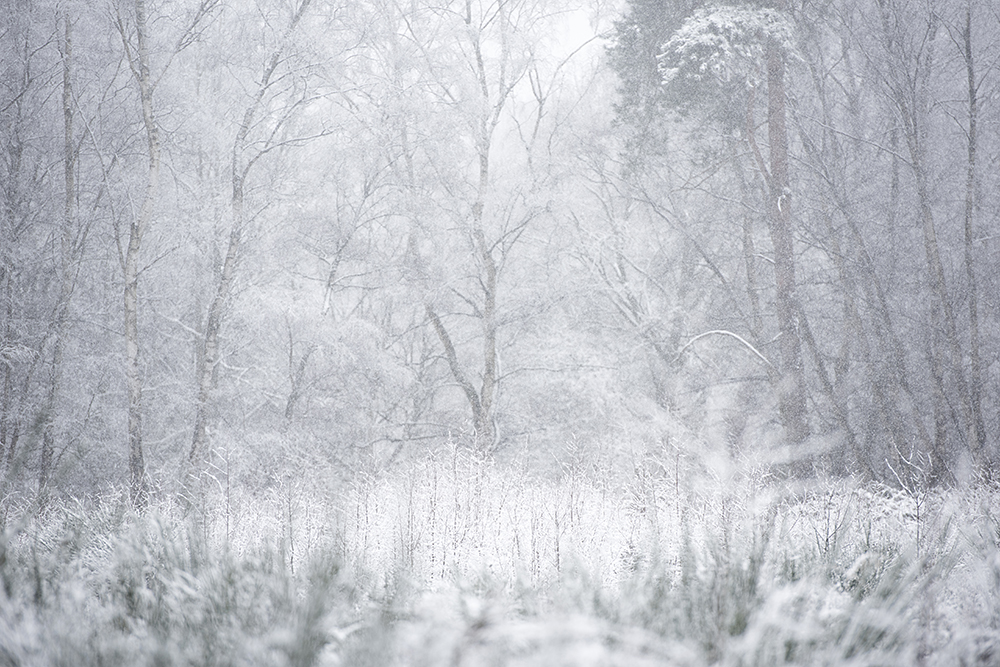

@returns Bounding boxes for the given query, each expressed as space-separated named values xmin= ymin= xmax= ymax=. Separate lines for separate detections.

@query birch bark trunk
xmin=424 ymin=0 xmax=514 ymax=451
xmin=119 ymin=0 xmax=160 ymax=508
xmin=189 ymin=0 xmax=312 ymax=463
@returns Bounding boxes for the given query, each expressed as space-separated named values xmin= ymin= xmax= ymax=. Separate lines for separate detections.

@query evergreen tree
xmin=607 ymin=0 xmax=705 ymax=170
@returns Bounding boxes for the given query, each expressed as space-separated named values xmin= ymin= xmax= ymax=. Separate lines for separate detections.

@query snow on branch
xmin=658 ymin=4 xmax=796 ymax=87
xmin=676 ymin=329 xmax=774 ymax=369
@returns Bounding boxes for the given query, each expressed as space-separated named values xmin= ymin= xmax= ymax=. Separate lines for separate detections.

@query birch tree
xmin=383 ymin=0 xmax=538 ymax=451
xmin=188 ymin=0 xmax=316 ymax=465
xmin=0 ymin=0 xmax=56 ymax=478
xmin=38 ymin=11 xmax=82 ymax=495
xmin=113 ymin=0 xmax=218 ymax=507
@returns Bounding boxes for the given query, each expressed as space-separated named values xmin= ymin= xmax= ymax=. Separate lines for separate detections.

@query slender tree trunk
xmin=466 ymin=0 xmax=500 ymax=450
xmin=427 ymin=305 xmax=486 ymax=433
xmin=472 ymin=156 xmax=498 ymax=450
xmin=189 ymin=185 xmax=241 ymax=462
xmin=284 ymin=337 xmax=315 ymax=422
xmin=961 ymin=7 xmax=987 ymax=464
xmin=741 ymin=209 xmax=762 ymax=340
xmin=0 ymin=319 xmax=16 ymax=469
xmin=39 ymin=12 xmax=77 ymax=495
xmin=765 ymin=33 xmax=809 ymax=451
xmin=425 ymin=1 xmax=506 ymax=451
xmin=121 ymin=0 xmax=160 ymax=509
xmin=1 ymin=14 xmax=29 ymax=472
xmin=189 ymin=0 xmax=310 ymax=463
xmin=906 ymin=119 xmax=974 ymax=470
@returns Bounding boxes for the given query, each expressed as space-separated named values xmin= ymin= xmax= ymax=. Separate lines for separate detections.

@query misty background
xmin=1 ymin=0 xmax=1000 ymax=664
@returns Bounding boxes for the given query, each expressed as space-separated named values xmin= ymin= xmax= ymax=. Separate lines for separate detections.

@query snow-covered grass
xmin=2 ymin=446 xmax=999 ymax=666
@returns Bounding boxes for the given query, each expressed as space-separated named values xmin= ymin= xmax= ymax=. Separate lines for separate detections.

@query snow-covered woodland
xmin=2 ymin=0 xmax=1000 ymax=663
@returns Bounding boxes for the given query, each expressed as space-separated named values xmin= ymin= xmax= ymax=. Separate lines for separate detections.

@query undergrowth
xmin=1 ymin=447 xmax=999 ymax=666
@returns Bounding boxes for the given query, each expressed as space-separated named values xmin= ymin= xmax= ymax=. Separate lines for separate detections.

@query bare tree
xmin=114 ymin=0 xmax=218 ymax=507
xmin=857 ymin=0 xmax=976 ymax=476
xmin=189 ymin=0 xmax=315 ymax=465
xmin=956 ymin=4 xmax=988 ymax=462
xmin=388 ymin=0 xmax=545 ymax=451
xmin=39 ymin=11 xmax=82 ymax=496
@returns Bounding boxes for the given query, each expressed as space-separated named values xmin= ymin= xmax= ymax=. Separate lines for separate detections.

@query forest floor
xmin=1 ymin=445 xmax=999 ymax=666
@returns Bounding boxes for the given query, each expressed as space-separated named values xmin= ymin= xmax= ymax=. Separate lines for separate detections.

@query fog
xmin=1 ymin=0 xmax=999 ymax=664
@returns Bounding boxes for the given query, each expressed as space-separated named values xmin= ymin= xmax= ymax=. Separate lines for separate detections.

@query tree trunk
xmin=467 ymin=0 xmax=500 ymax=450
xmin=284 ymin=337 xmax=315 ymax=422
xmin=905 ymin=104 xmax=974 ymax=472
xmin=121 ymin=0 xmax=160 ymax=509
xmin=189 ymin=0 xmax=311 ymax=463
xmin=765 ymin=33 xmax=809 ymax=451
xmin=472 ymin=161 xmax=498 ymax=450
xmin=39 ymin=11 xmax=77 ymax=496
xmin=961 ymin=7 xmax=987 ymax=465
xmin=424 ymin=1 xmax=508 ymax=451
xmin=426 ymin=305 xmax=488 ymax=440
xmin=189 ymin=187 xmax=241 ymax=463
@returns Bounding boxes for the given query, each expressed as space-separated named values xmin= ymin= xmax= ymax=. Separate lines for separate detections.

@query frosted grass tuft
xmin=0 ymin=453 xmax=997 ymax=665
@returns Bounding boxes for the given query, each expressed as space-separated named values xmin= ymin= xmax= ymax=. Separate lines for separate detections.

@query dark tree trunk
xmin=765 ymin=32 xmax=809 ymax=452
xmin=39 ymin=11 xmax=78 ymax=496
xmin=961 ymin=7 xmax=987 ymax=465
